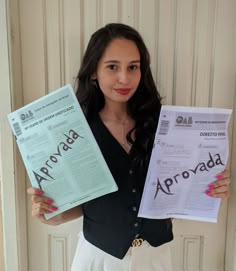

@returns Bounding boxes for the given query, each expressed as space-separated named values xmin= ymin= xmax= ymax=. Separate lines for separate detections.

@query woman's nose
xmin=118 ymin=70 xmax=129 ymax=84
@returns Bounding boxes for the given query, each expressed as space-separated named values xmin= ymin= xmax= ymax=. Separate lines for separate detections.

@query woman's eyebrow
xmin=104 ymin=60 xmax=119 ymax=63
xmin=130 ymin=60 xmax=141 ymax=63
xmin=103 ymin=60 xmax=140 ymax=63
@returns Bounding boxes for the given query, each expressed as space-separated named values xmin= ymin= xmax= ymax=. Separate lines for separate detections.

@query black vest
xmin=82 ymin=115 xmax=173 ymax=259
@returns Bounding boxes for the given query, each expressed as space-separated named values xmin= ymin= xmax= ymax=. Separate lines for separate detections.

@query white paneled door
xmin=6 ymin=0 xmax=236 ymax=270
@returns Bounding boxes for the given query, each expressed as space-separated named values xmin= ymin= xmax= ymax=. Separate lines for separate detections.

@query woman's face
xmin=94 ymin=38 xmax=141 ymax=106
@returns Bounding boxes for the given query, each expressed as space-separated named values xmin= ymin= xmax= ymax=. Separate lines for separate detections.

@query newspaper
xmin=8 ymin=84 xmax=118 ymax=219
xmin=138 ymin=105 xmax=232 ymax=223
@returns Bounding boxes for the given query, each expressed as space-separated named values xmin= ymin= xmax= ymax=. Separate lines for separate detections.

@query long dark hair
xmin=76 ymin=23 xmax=162 ymax=166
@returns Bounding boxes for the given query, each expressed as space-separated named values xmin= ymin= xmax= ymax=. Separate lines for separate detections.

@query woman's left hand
xmin=205 ymin=169 xmax=230 ymax=200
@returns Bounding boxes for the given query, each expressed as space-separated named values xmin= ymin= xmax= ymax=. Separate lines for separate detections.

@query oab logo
xmin=176 ymin=115 xmax=193 ymax=125
xmin=20 ymin=110 xmax=33 ymax=122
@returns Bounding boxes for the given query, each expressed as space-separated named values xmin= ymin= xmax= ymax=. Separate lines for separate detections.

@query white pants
xmin=71 ymin=233 xmax=173 ymax=271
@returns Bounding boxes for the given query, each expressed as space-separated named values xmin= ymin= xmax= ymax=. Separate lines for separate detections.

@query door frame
xmin=0 ymin=0 xmax=28 ymax=270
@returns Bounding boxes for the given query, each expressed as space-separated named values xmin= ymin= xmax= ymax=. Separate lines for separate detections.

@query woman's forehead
xmin=100 ymin=38 xmax=140 ymax=61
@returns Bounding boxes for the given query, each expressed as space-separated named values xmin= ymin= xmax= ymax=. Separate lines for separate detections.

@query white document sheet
xmin=138 ymin=105 xmax=232 ymax=222
xmin=8 ymin=84 xmax=118 ymax=219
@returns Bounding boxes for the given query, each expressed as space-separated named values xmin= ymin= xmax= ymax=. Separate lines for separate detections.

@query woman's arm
xmin=27 ymin=187 xmax=83 ymax=226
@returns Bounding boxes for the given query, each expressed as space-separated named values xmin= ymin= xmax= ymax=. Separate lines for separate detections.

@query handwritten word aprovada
xmin=33 ymin=129 xmax=83 ymax=189
xmin=154 ymin=152 xmax=223 ymax=198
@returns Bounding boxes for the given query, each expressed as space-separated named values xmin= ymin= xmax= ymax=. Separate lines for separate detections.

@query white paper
xmin=8 ymin=84 xmax=118 ymax=219
xmin=138 ymin=105 xmax=232 ymax=223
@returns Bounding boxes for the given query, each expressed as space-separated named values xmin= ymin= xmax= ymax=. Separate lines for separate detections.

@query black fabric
xmin=82 ymin=114 xmax=173 ymax=259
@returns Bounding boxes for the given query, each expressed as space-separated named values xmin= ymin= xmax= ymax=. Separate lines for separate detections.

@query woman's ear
xmin=91 ymin=73 xmax=98 ymax=88
xmin=91 ymin=73 xmax=97 ymax=80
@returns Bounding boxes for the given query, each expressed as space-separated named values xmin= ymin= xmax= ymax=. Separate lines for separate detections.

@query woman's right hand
xmin=27 ymin=187 xmax=83 ymax=225
xmin=27 ymin=187 xmax=59 ymax=225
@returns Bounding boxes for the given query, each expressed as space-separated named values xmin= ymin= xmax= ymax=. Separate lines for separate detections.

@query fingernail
xmin=51 ymin=206 xmax=58 ymax=211
xmin=208 ymin=184 xmax=215 ymax=190
xmin=37 ymin=190 xmax=44 ymax=195
xmin=205 ymin=190 xmax=212 ymax=196
xmin=46 ymin=199 xmax=53 ymax=204
xmin=216 ymin=174 xmax=223 ymax=180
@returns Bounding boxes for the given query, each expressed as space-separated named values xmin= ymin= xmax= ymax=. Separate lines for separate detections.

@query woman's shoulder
xmin=86 ymin=113 xmax=104 ymax=142
xmin=87 ymin=113 xmax=101 ymax=128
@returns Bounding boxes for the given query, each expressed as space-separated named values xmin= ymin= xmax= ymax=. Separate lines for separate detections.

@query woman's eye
xmin=129 ymin=65 xmax=138 ymax=71
xmin=108 ymin=64 xmax=117 ymax=70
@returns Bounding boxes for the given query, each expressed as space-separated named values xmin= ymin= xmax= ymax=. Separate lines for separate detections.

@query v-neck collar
xmin=96 ymin=114 xmax=134 ymax=156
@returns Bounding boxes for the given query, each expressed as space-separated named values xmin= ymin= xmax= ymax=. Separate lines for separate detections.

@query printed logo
xmin=20 ymin=110 xmax=33 ymax=122
xmin=175 ymin=115 xmax=193 ymax=126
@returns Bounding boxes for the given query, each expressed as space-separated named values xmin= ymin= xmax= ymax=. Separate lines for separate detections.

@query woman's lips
xmin=114 ymin=88 xmax=131 ymax=95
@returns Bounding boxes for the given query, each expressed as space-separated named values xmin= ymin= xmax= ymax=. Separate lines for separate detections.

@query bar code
xmin=13 ymin=122 xmax=22 ymax=136
xmin=159 ymin=120 xmax=170 ymax=135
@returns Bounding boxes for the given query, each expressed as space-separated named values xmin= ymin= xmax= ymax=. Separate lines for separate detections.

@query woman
xmin=28 ymin=23 xmax=230 ymax=271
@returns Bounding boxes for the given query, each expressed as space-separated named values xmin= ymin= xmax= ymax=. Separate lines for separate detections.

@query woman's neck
xmin=100 ymin=103 xmax=130 ymax=121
